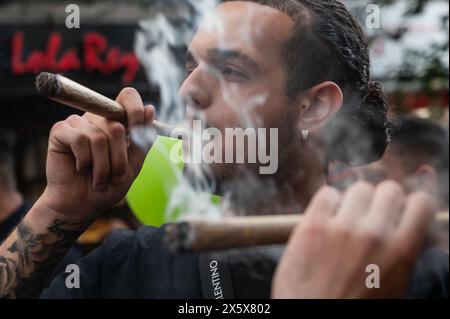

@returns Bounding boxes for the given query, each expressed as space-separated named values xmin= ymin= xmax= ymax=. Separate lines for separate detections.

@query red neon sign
xmin=11 ymin=31 xmax=140 ymax=84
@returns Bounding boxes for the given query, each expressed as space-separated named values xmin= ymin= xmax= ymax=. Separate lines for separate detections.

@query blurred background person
xmin=360 ymin=116 xmax=448 ymax=251
xmin=359 ymin=116 xmax=448 ymax=206
xmin=329 ymin=115 xmax=449 ymax=251
xmin=0 ymin=128 xmax=30 ymax=242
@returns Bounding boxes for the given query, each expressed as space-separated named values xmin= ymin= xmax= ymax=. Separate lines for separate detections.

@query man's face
xmin=179 ymin=1 xmax=297 ymax=182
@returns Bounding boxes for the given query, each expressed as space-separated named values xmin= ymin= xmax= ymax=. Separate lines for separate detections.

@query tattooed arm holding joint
xmin=0 ymin=88 xmax=155 ymax=298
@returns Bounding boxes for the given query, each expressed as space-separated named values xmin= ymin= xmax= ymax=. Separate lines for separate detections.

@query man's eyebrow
xmin=207 ymin=48 xmax=260 ymax=72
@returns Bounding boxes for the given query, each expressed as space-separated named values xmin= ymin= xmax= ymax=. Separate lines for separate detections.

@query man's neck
xmin=0 ymin=190 xmax=24 ymax=224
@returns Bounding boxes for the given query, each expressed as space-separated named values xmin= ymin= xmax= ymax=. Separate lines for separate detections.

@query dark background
xmin=0 ymin=24 xmax=159 ymax=197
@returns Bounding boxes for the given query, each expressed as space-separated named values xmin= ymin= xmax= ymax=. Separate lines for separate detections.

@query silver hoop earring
xmin=301 ymin=130 xmax=309 ymax=142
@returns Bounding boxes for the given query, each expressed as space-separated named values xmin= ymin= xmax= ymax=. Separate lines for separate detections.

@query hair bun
xmin=363 ymin=81 xmax=387 ymax=110
xmin=327 ymin=81 xmax=391 ymax=166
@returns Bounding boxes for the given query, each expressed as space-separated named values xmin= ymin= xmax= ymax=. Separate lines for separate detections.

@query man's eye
xmin=219 ymin=66 xmax=247 ymax=78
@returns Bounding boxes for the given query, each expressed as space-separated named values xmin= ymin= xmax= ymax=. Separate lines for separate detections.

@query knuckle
xmin=66 ymin=114 xmax=82 ymax=123
xmin=377 ymin=180 xmax=405 ymax=197
xmin=316 ymin=186 xmax=339 ymax=202
xmin=51 ymin=121 xmax=65 ymax=134
xmin=302 ymin=220 xmax=328 ymax=237
xmin=351 ymin=180 xmax=375 ymax=193
xmin=109 ymin=122 xmax=126 ymax=137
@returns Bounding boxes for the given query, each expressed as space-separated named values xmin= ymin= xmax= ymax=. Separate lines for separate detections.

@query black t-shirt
xmin=41 ymin=225 xmax=449 ymax=299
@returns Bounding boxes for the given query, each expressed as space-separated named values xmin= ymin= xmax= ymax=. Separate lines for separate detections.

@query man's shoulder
xmin=407 ymin=247 xmax=449 ymax=299
xmin=102 ymin=225 xmax=166 ymax=256
xmin=42 ymin=225 xmax=203 ymax=298
xmin=99 ymin=225 xmax=203 ymax=298
xmin=100 ymin=225 xmax=180 ymax=274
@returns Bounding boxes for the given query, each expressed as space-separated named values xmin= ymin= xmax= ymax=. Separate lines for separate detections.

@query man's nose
xmin=179 ymin=67 xmax=213 ymax=111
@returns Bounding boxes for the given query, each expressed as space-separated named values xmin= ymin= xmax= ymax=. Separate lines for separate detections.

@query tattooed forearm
xmin=0 ymin=219 xmax=91 ymax=299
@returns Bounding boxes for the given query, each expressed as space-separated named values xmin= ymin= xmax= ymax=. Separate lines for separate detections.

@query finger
xmin=67 ymin=115 xmax=111 ymax=191
xmin=396 ymin=191 xmax=437 ymax=250
xmin=304 ymin=186 xmax=342 ymax=223
xmin=335 ymin=181 xmax=374 ymax=225
xmin=50 ymin=121 xmax=92 ymax=174
xmin=365 ymin=180 xmax=406 ymax=234
xmin=128 ymin=104 xmax=156 ymax=174
xmin=86 ymin=118 xmax=128 ymax=185
xmin=128 ymin=104 xmax=156 ymax=151
xmin=144 ymin=104 xmax=156 ymax=125
xmin=116 ymin=88 xmax=145 ymax=128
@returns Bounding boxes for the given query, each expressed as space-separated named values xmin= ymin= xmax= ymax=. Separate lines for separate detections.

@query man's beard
xmin=182 ymin=143 xmax=305 ymax=217
xmin=181 ymin=101 xmax=302 ymax=214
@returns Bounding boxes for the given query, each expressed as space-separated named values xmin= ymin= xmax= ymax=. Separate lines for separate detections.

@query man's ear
xmin=409 ymin=164 xmax=439 ymax=194
xmin=296 ymin=82 xmax=343 ymax=133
